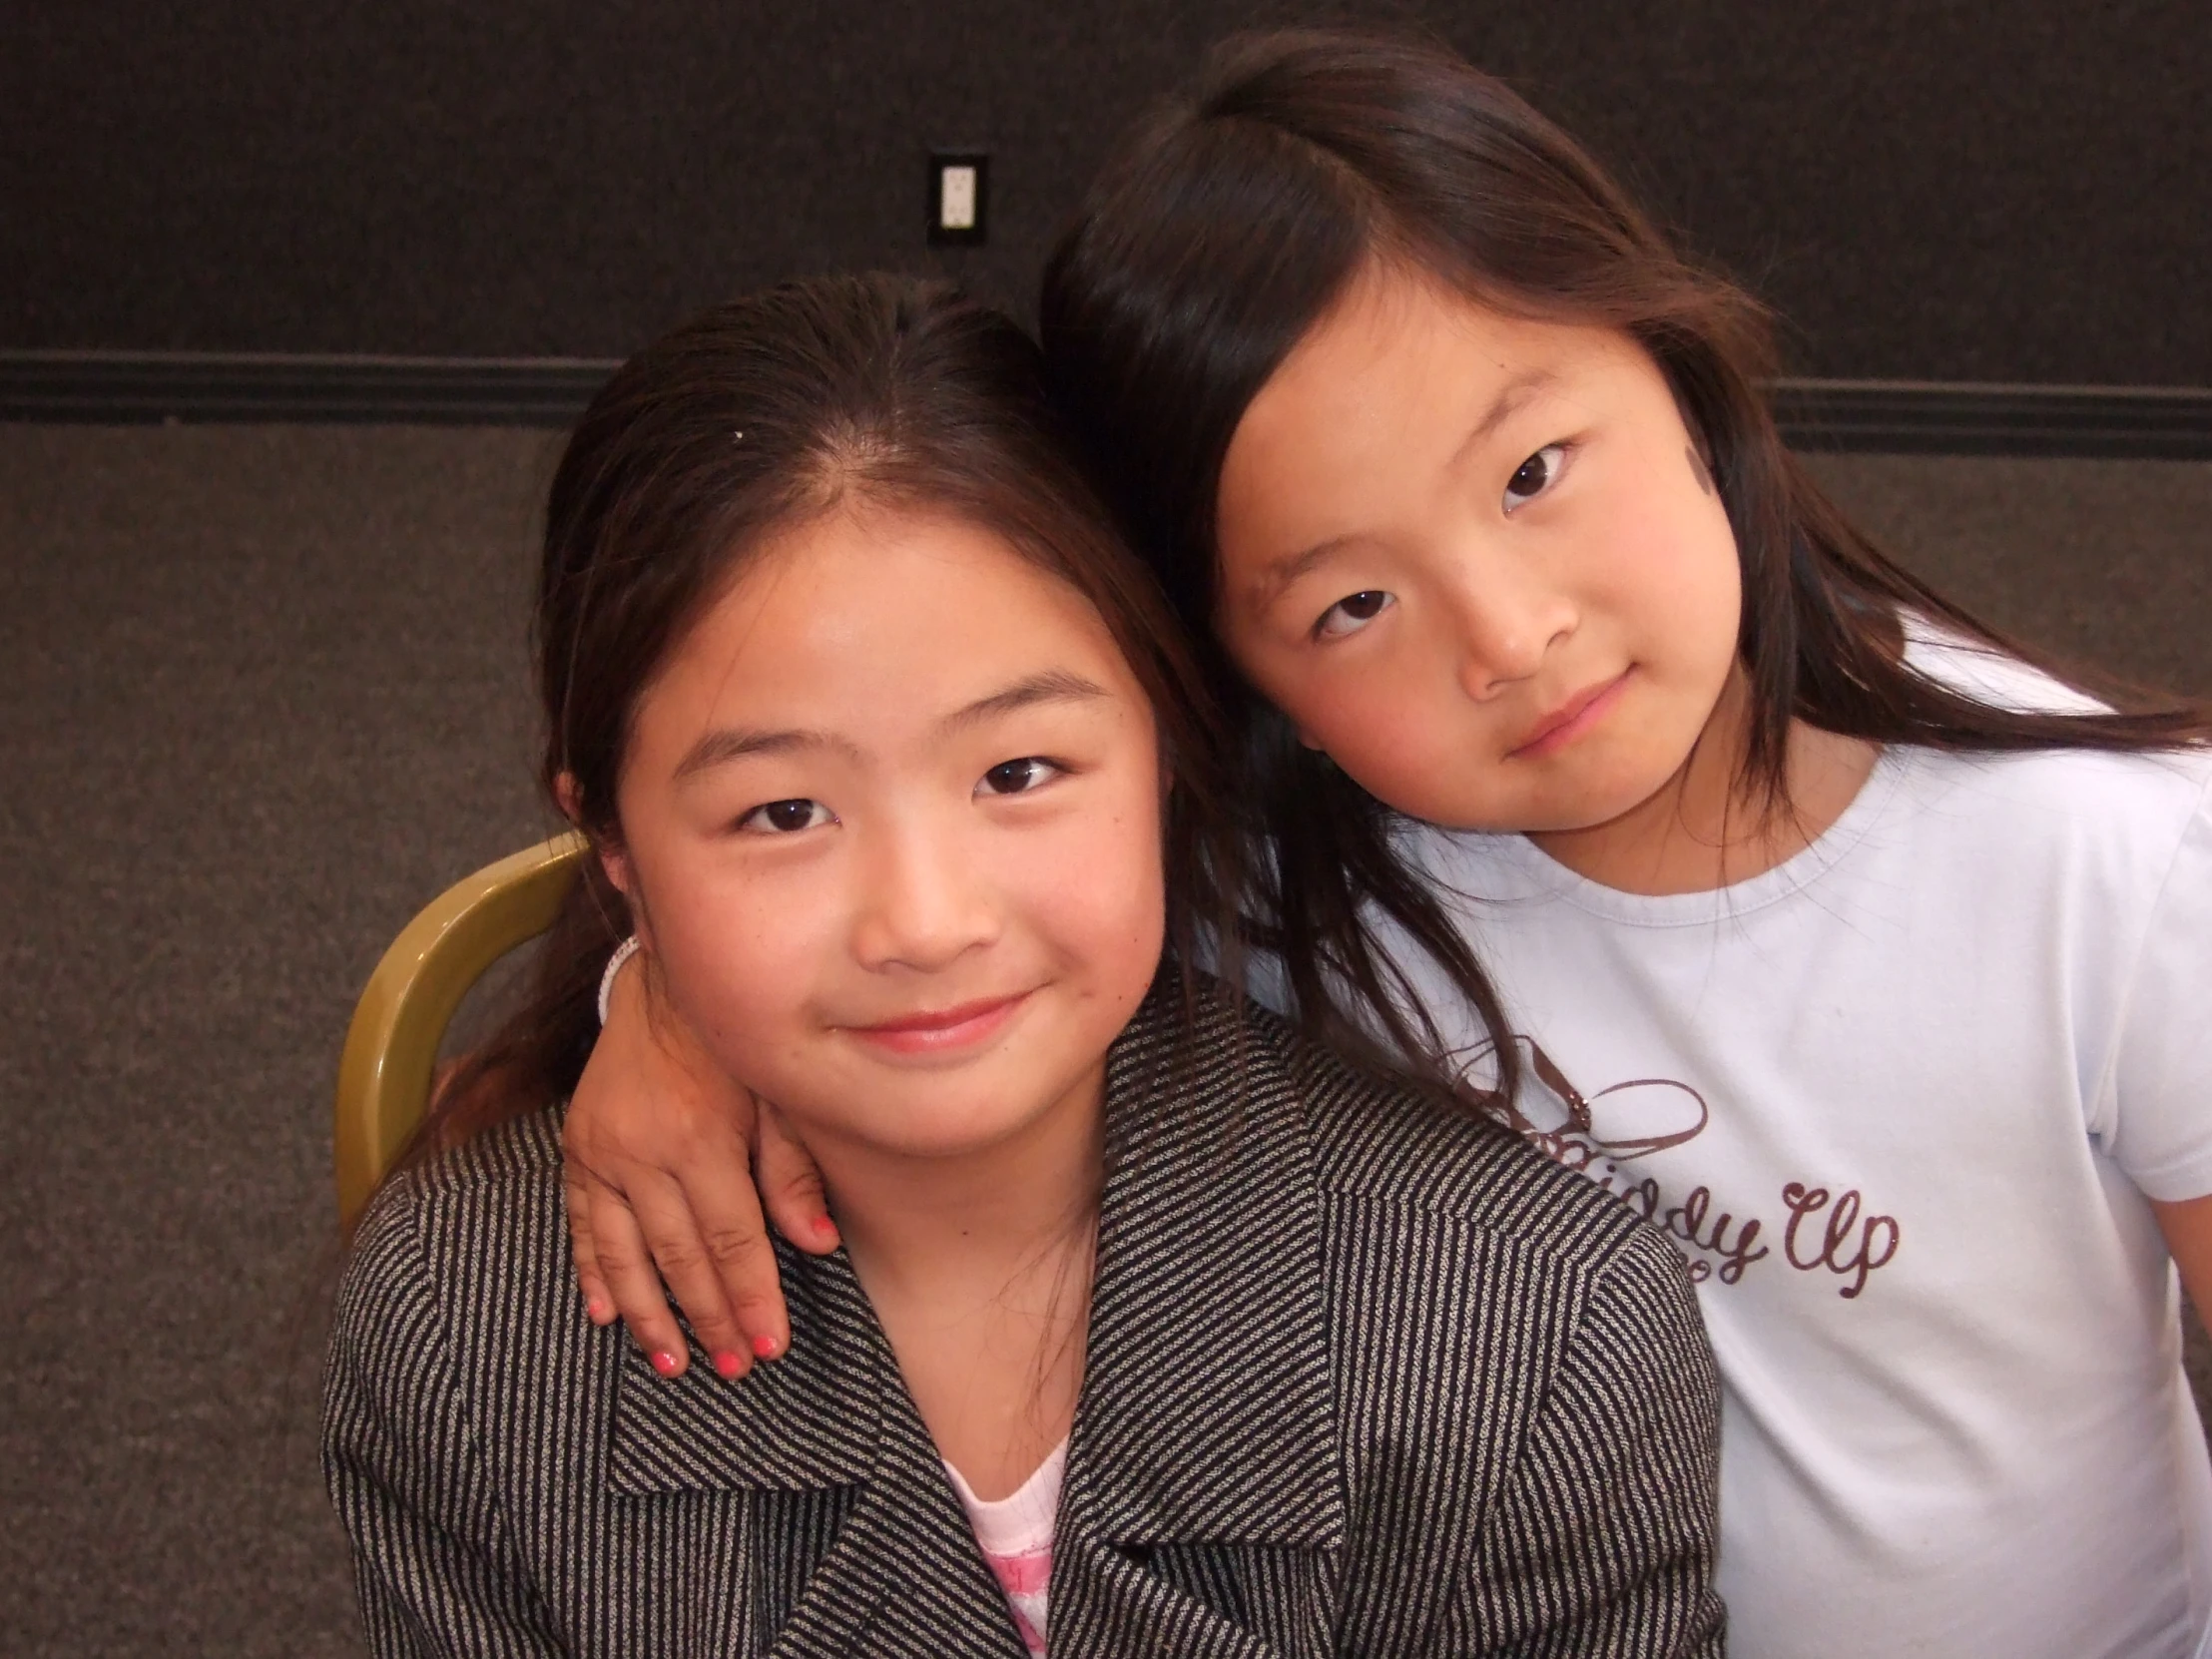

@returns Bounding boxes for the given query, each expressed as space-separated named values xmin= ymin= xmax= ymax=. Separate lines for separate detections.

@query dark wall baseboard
xmin=1770 ymin=379 xmax=2212 ymax=459
xmin=5 ymin=352 xmax=2211 ymax=459
xmin=0 ymin=351 xmax=620 ymax=427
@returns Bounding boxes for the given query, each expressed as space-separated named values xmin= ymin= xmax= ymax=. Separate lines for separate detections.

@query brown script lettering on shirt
xmin=1780 ymin=1183 xmax=1902 ymax=1300
xmin=1474 ymin=1037 xmax=1902 ymax=1300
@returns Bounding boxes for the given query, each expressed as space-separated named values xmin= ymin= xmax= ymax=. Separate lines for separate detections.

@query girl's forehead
xmin=638 ymin=503 xmax=1148 ymax=752
xmin=1220 ymin=270 xmax=1648 ymax=532
xmin=725 ymin=502 xmax=1106 ymax=644
xmin=1274 ymin=263 xmax=1636 ymax=413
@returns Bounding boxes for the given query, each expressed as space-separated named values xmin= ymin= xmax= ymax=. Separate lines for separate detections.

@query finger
xmin=581 ymin=1170 xmax=698 ymax=1380
xmin=757 ymin=1100 xmax=840 ymax=1256
xmin=677 ymin=1158 xmax=793 ymax=1364
xmin=562 ymin=1162 xmax=616 ymax=1326
xmin=624 ymin=1171 xmax=761 ymax=1382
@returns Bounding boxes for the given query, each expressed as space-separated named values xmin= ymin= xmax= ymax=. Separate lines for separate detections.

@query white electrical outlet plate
xmin=939 ymin=166 xmax=977 ymax=230
xmin=928 ymin=152 xmax=988 ymax=246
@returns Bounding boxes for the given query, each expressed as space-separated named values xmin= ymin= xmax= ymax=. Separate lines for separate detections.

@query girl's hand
xmin=563 ymin=953 xmax=838 ymax=1380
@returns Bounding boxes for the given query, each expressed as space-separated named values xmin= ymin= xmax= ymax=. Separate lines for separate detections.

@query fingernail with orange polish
xmin=753 ymin=1334 xmax=782 ymax=1360
xmin=711 ymin=1350 xmax=745 ymax=1381
xmin=650 ymin=1350 xmax=681 ymax=1379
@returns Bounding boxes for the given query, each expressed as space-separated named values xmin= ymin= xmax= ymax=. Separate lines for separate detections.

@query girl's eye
xmin=1314 ymin=590 xmax=1394 ymax=641
xmin=978 ymin=757 xmax=1061 ymax=797
xmin=738 ymin=798 xmax=832 ymax=834
xmin=1503 ymin=443 xmax=1570 ymax=511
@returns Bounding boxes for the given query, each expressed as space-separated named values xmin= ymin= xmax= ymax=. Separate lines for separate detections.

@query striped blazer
xmin=324 ymin=984 xmax=1725 ymax=1657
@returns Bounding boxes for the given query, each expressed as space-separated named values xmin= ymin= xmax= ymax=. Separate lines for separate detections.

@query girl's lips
xmin=846 ymin=991 xmax=1030 ymax=1056
xmin=1508 ymin=668 xmax=1633 ymax=759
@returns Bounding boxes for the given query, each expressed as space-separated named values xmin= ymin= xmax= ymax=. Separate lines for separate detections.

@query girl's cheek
xmin=1318 ymin=663 xmax=1444 ymax=782
xmin=1034 ymin=790 xmax=1167 ymax=980
xmin=663 ymin=871 xmax=826 ymax=1053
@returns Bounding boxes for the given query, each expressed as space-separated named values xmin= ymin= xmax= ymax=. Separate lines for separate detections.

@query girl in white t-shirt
xmin=559 ymin=30 xmax=2212 ymax=1659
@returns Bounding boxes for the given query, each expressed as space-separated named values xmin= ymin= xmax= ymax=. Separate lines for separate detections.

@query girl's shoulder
xmin=337 ymin=1109 xmax=573 ymax=1320
xmin=1901 ymin=626 xmax=2109 ymax=717
xmin=1897 ymin=627 xmax=2212 ymax=840
xmin=359 ymin=1106 xmax=568 ymax=1226
xmin=1906 ymin=738 xmax=2212 ymax=841
xmin=1235 ymin=996 xmax=1668 ymax=1280
xmin=1388 ymin=662 xmax=2212 ymax=924
xmin=1887 ymin=740 xmax=2211 ymax=907
xmin=325 ymin=1111 xmax=585 ymax=1510
xmin=1222 ymin=996 xmax=1719 ymax=1600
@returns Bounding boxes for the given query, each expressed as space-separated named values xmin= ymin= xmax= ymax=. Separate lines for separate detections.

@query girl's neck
xmin=803 ymin=1064 xmax=1104 ymax=1500
xmin=1525 ymin=672 xmax=1882 ymax=896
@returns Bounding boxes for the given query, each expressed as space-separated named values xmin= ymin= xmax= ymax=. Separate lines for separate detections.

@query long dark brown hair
xmin=413 ymin=273 xmax=1246 ymax=1168
xmin=1040 ymin=26 xmax=2208 ymax=1107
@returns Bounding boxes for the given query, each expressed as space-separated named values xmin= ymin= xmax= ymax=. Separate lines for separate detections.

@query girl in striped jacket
xmin=324 ymin=273 xmax=1724 ymax=1658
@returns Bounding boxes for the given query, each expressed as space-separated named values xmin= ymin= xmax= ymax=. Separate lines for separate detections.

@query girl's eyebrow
xmin=1250 ymin=367 xmax=1562 ymax=608
xmin=940 ymin=669 xmax=1110 ymax=734
xmin=1252 ymin=535 xmax=1360 ymax=608
xmin=674 ymin=725 xmax=862 ymax=779
xmin=1449 ymin=366 xmax=1560 ymax=468
xmin=671 ymin=671 xmax=1109 ymax=780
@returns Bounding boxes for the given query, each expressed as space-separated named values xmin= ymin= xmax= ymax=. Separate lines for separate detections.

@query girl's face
xmin=1214 ymin=263 xmax=1743 ymax=836
xmin=605 ymin=505 xmax=1166 ymax=1165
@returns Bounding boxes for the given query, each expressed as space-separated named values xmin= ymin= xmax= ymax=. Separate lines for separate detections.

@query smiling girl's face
xmin=603 ymin=503 xmax=1167 ymax=1165
xmin=1214 ymin=263 xmax=1744 ymax=838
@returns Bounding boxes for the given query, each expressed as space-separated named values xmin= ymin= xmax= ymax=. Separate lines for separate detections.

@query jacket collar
xmin=604 ymin=981 xmax=1345 ymax=1647
xmin=607 ymin=1235 xmax=1032 ymax=1656
xmin=1060 ymin=983 xmax=1345 ymax=1551
xmin=604 ymin=1229 xmax=885 ymax=1494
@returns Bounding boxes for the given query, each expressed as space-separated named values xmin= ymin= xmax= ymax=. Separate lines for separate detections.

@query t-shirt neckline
xmin=1469 ymin=742 xmax=1919 ymax=928
xmin=943 ymin=1436 xmax=1069 ymax=1555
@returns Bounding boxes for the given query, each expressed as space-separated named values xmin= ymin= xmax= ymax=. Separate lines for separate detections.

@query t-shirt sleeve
xmin=2104 ymin=772 xmax=2212 ymax=1202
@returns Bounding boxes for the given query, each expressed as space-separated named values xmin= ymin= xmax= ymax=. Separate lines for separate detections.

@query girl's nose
xmin=1444 ymin=550 xmax=1576 ymax=702
xmin=848 ymin=821 xmax=1000 ymax=973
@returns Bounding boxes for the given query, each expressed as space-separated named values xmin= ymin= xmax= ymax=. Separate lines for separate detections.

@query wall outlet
xmin=928 ymin=152 xmax=988 ymax=246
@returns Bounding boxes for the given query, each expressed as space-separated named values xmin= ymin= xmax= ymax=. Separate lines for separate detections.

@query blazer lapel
xmin=606 ymin=1240 xmax=1030 ymax=1659
xmin=1051 ymin=987 xmax=1346 ymax=1657
xmin=599 ymin=983 xmax=1342 ymax=1658
xmin=604 ymin=1239 xmax=878 ymax=1497
xmin=764 ymin=1412 xmax=1028 ymax=1659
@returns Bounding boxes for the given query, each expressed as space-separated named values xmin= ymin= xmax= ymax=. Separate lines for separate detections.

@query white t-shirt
xmin=1382 ymin=639 xmax=2212 ymax=1659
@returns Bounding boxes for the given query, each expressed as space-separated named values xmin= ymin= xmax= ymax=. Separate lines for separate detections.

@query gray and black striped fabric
xmin=323 ymin=982 xmax=1724 ymax=1657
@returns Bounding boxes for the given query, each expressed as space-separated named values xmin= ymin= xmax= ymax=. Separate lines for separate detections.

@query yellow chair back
xmin=334 ymin=832 xmax=589 ymax=1223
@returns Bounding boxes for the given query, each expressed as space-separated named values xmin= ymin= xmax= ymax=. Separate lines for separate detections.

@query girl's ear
xmin=597 ymin=842 xmax=636 ymax=900
xmin=554 ymin=770 xmax=587 ymax=826
xmin=558 ymin=769 xmax=653 ymax=948
xmin=597 ymin=844 xmax=656 ymax=954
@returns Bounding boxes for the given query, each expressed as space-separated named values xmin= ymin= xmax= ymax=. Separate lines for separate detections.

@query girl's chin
xmin=783 ymin=1069 xmax=1102 ymax=1164
xmin=1506 ymin=742 xmax=1709 ymax=839
xmin=822 ymin=1107 xmax=1078 ymax=1164
xmin=1353 ymin=747 xmax=1661 ymax=837
xmin=1416 ymin=778 xmax=1669 ymax=838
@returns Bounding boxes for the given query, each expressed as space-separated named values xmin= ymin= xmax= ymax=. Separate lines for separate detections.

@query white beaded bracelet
xmin=596 ymin=935 xmax=643 ymax=1027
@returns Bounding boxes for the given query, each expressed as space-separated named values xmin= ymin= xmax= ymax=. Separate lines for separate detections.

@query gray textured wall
xmin=5 ymin=0 xmax=2207 ymax=381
